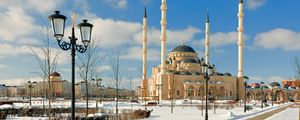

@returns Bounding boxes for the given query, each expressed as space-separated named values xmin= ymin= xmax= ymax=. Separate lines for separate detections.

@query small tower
xmin=142 ymin=6 xmax=149 ymax=97
xmin=237 ymin=0 xmax=244 ymax=100
xmin=205 ymin=11 xmax=210 ymax=65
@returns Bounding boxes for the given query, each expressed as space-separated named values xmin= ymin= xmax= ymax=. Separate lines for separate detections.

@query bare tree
xmin=292 ymin=56 xmax=300 ymax=80
xmin=77 ymin=41 xmax=105 ymax=117
xmin=109 ymin=54 xmax=121 ymax=115
xmin=29 ymin=24 xmax=59 ymax=119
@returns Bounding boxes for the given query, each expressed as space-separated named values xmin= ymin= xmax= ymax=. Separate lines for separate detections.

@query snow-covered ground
xmin=266 ymin=107 xmax=299 ymax=120
xmin=0 ymin=98 xmax=295 ymax=120
xmin=145 ymin=100 xmax=292 ymax=120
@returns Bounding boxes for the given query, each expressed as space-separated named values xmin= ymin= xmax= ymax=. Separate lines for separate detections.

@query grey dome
xmin=270 ymin=82 xmax=281 ymax=87
xmin=171 ymin=45 xmax=196 ymax=53
xmin=50 ymin=72 xmax=61 ymax=77
xmin=223 ymin=73 xmax=232 ymax=76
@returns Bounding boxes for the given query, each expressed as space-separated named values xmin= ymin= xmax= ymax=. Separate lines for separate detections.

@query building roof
xmin=50 ymin=72 xmax=61 ymax=77
xmin=171 ymin=44 xmax=196 ymax=53
xmin=270 ymin=82 xmax=281 ymax=87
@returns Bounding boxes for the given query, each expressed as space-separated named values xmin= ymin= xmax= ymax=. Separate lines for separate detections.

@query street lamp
xmin=271 ymin=86 xmax=274 ymax=106
xmin=49 ymin=11 xmax=93 ymax=120
xmin=260 ymin=81 xmax=265 ymax=109
xmin=243 ymin=76 xmax=249 ymax=113
xmin=94 ymin=78 xmax=103 ymax=109
xmin=156 ymin=84 xmax=163 ymax=104
xmin=27 ymin=81 xmax=32 ymax=106
xmin=27 ymin=81 xmax=37 ymax=106
xmin=201 ymin=63 xmax=213 ymax=120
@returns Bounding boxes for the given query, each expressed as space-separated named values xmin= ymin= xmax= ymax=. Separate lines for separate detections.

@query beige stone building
xmin=139 ymin=1 xmax=246 ymax=101
xmin=145 ymin=45 xmax=242 ymax=100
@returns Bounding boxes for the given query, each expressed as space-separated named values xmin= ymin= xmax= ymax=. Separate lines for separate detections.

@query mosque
xmin=136 ymin=0 xmax=300 ymax=102
xmin=139 ymin=0 xmax=246 ymax=101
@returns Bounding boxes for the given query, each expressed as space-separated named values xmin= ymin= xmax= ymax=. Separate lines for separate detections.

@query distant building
xmin=0 ymin=84 xmax=6 ymax=97
xmin=282 ymin=79 xmax=300 ymax=88
xmin=6 ymin=86 xmax=18 ymax=97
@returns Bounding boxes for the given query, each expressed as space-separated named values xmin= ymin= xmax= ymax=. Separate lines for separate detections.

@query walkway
xmin=247 ymin=104 xmax=294 ymax=120
xmin=265 ymin=107 xmax=299 ymax=120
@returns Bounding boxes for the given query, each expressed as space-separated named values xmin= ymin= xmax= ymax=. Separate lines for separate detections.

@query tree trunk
xmin=86 ymin=82 xmax=89 ymax=117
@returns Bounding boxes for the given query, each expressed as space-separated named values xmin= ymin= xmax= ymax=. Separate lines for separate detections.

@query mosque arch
xmin=293 ymin=92 xmax=299 ymax=100
xmin=275 ymin=90 xmax=284 ymax=102
xmin=246 ymin=90 xmax=255 ymax=100
xmin=219 ymin=86 xmax=225 ymax=100
xmin=187 ymin=86 xmax=195 ymax=99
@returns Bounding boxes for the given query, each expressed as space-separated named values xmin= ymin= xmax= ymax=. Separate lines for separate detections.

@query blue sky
xmin=0 ymin=0 xmax=300 ymax=88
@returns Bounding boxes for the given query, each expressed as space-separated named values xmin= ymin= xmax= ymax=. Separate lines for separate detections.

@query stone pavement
xmin=247 ymin=104 xmax=295 ymax=120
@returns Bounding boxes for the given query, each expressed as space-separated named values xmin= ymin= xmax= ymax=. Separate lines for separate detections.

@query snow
xmin=144 ymin=100 xmax=292 ymax=120
xmin=0 ymin=104 xmax=14 ymax=110
xmin=6 ymin=117 xmax=48 ymax=120
xmin=0 ymin=98 xmax=296 ymax=120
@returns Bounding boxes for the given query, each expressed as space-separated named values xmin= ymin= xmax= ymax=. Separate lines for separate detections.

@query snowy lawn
xmin=144 ymin=100 xmax=292 ymax=120
xmin=1 ymin=98 xmax=294 ymax=120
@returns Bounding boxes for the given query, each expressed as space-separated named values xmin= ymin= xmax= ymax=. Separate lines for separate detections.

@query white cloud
xmin=90 ymin=18 xmax=141 ymax=48
xmin=254 ymin=28 xmax=300 ymax=51
xmin=103 ymin=0 xmax=128 ymax=10
xmin=0 ymin=77 xmax=43 ymax=86
xmin=0 ymin=43 xmax=69 ymax=65
xmin=120 ymin=46 xmax=160 ymax=61
xmin=0 ymin=0 xmax=63 ymax=14
xmin=0 ymin=7 xmax=38 ymax=41
xmin=81 ymin=16 xmax=200 ymax=49
xmin=97 ymin=65 xmax=112 ymax=72
xmin=194 ymin=32 xmax=250 ymax=48
xmin=0 ymin=0 xmax=63 ymax=43
xmin=246 ymin=0 xmax=267 ymax=10
xmin=134 ymin=26 xmax=201 ymax=46
xmin=0 ymin=64 xmax=8 ymax=69
xmin=0 ymin=44 xmax=29 ymax=57
xmin=251 ymin=76 xmax=284 ymax=85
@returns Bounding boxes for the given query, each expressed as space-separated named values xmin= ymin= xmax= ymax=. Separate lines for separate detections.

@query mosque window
xmin=177 ymin=90 xmax=180 ymax=96
xmin=230 ymin=91 xmax=232 ymax=96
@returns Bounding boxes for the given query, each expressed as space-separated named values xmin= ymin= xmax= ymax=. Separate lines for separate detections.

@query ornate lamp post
xmin=49 ymin=11 xmax=93 ymax=120
xmin=243 ymin=76 xmax=249 ymax=113
xmin=201 ymin=63 xmax=213 ymax=120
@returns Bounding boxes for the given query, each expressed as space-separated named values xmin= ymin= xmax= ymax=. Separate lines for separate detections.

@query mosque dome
xmin=269 ymin=82 xmax=281 ymax=87
xmin=171 ymin=44 xmax=196 ymax=53
xmin=50 ymin=72 xmax=61 ymax=77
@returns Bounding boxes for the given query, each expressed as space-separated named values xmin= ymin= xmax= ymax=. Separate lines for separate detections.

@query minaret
xmin=141 ymin=6 xmax=148 ymax=97
xmin=205 ymin=11 xmax=210 ymax=65
xmin=160 ymin=0 xmax=167 ymax=74
xmin=237 ymin=0 xmax=244 ymax=79
xmin=237 ymin=0 xmax=244 ymax=100
xmin=142 ymin=6 xmax=148 ymax=81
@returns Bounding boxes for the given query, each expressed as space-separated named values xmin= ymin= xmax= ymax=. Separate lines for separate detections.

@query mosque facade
xmin=139 ymin=0 xmax=300 ymax=101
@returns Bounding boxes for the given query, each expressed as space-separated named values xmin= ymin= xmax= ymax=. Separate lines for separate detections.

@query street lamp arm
xmin=76 ymin=44 xmax=88 ymax=53
xmin=58 ymin=40 xmax=71 ymax=51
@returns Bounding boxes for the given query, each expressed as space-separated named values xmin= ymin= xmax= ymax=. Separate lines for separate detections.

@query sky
xmin=0 ymin=0 xmax=300 ymax=88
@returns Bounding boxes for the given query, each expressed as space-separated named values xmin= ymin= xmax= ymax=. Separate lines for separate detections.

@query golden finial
xmin=71 ymin=12 xmax=76 ymax=28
